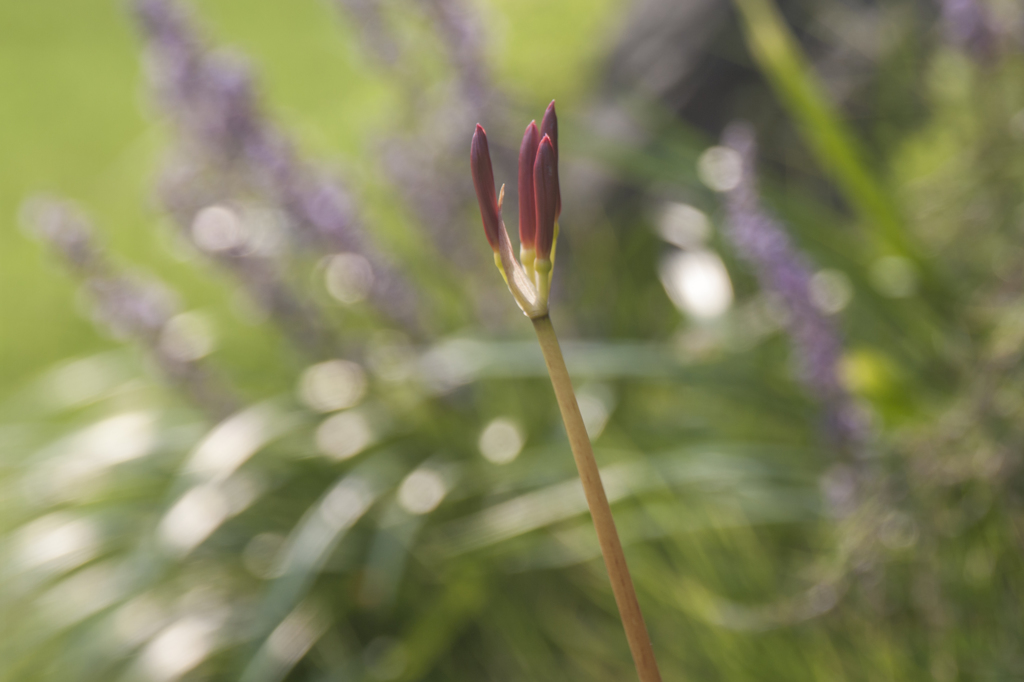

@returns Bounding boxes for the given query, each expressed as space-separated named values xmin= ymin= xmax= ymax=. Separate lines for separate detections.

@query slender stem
xmin=531 ymin=314 xmax=663 ymax=682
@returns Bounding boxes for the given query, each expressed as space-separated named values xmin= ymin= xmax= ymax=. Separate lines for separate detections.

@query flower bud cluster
xmin=470 ymin=101 xmax=561 ymax=318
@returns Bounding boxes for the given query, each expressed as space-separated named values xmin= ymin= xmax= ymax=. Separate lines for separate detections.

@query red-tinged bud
xmin=533 ymin=134 xmax=558 ymax=261
xmin=471 ymin=124 xmax=501 ymax=250
xmin=518 ymin=121 xmax=540 ymax=248
xmin=539 ymin=100 xmax=560 ymax=218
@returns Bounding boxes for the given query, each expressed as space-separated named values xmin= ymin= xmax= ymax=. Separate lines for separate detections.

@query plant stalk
xmin=531 ymin=314 xmax=663 ymax=682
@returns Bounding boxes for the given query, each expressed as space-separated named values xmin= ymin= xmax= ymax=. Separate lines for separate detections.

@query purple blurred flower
xmin=421 ymin=0 xmax=488 ymax=112
xmin=157 ymin=161 xmax=338 ymax=359
xmin=938 ymin=0 xmax=998 ymax=61
xmin=721 ymin=123 xmax=866 ymax=451
xmin=333 ymin=0 xmax=401 ymax=67
xmin=334 ymin=0 xmax=488 ymax=112
xmin=135 ymin=0 xmax=418 ymax=330
xmin=26 ymin=196 xmax=239 ymax=418
xmin=136 ymin=0 xmax=360 ymax=250
xmin=331 ymin=0 xmax=502 ymax=279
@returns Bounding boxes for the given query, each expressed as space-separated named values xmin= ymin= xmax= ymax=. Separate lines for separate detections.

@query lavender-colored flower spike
xmin=331 ymin=0 xmax=498 ymax=280
xmin=938 ymin=0 xmax=997 ymax=62
xmin=135 ymin=0 xmax=357 ymax=248
xmin=721 ymin=123 xmax=865 ymax=450
xmin=421 ymin=0 xmax=488 ymax=111
xmin=332 ymin=0 xmax=401 ymax=67
xmin=158 ymin=167 xmax=338 ymax=358
xmin=334 ymin=0 xmax=488 ymax=112
xmin=135 ymin=0 xmax=418 ymax=331
xmin=26 ymin=196 xmax=239 ymax=418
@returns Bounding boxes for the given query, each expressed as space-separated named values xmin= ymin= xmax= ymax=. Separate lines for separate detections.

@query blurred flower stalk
xmin=720 ymin=122 xmax=866 ymax=455
xmin=26 ymin=197 xmax=239 ymax=419
xmin=472 ymin=106 xmax=663 ymax=682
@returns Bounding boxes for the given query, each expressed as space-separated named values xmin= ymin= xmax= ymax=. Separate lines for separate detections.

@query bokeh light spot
xmin=660 ymin=249 xmax=733 ymax=319
xmin=16 ymin=513 xmax=99 ymax=574
xmin=160 ymin=311 xmax=216 ymax=361
xmin=139 ymin=615 xmax=221 ymax=682
xmin=697 ymin=146 xmax=743 ymax=192
xmin=809 ymin=269 xmax=853 ymax=314
xmin=478 ymin=418 xmax=524 ymax=464
xmin=191 ymin=205 xmax=246 ymax=253
xmin=657 ymin=202 xmax=711 ymax=248
xmin=315 ymin=410 xmax=374 ymax=460
xmin=158 ymin=484 xmax=229 ymax=556
xmin=397 ymin=468 xmax=447 ymax=515
xmin=299 ymin=360 xmax=368 ymax=413
xmin=325 ymin=252 xmax=374 ymax=304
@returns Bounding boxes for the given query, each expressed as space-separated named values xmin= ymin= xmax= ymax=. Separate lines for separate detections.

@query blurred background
xmin=3 ymin=0 xmax=1024 ymax=679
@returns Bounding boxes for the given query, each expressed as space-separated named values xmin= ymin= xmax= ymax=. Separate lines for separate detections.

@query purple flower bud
xmin=533 ymin=135 xmax=558 ymax=261
xmin=471 ymin=123 xmax=501 ymax=250
xmin=539 ymin=100 xmax=560 ymax=218
xmin=518 ymin=121 xmax=540 ymax=249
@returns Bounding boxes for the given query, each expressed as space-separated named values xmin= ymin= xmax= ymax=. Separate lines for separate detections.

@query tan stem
xmin=531 ymin=315 xmax=663 ymax=682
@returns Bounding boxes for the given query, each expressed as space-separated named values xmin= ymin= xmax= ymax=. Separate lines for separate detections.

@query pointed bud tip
xmin=538 ymin=107 xmax=561 ymax=218
xmin=543 ymin=101 xmax=557 ymax=124
xmin=539 ymin=104 xmax=558 ymax=156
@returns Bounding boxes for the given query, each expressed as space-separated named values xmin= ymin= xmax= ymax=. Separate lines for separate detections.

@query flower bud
xmin=518 ymin=121 xmax=540 ymax=249
xmin=471 ymin=124 xmax=501 ymax=250
xmin=533 ymin=135 xmax=558 ymax=261
xmin=539 ymin=100 xmax=560 ymax=218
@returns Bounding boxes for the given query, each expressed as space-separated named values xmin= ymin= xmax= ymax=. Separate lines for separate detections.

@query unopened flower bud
xmin=469 ymin=102 xmax=563 ymax=319
xmin=471 ymin=124 xmax=501 ymax=250
xmin=533 ymin=135 xmax=558 ymax=262
xmin=539 ymin=100 xmax=560 ymax=218
xmin=518 ymin=121 xmax=540 ymax=250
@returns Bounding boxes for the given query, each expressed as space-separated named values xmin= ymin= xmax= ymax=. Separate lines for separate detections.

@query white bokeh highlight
xmin=657 ymin=202 xmax=711 ymax=249
xmin=325 ymin=252 xmax=374 ymax=304
xmin=299 ymin=360 xmax=367 ymax=413
xmin=478 ymin=418 xmax=524 ymax=464
xmin=397 ymin=468 xmax=447 ymax=515
xmin=191 ymin=205 xmax=246 ymax=253
xmin=660 ymin=249 xmax=734 ymax=319
xmin=697 ymin=146 xmax=743 ymax=192
xmin=315 ymin=410 xmax=375 ymax=460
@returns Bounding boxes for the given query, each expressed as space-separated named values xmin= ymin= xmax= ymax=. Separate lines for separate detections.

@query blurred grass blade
xmin=241 ymin=600 xmax=331 ymax=682
xmin=731 ymin=0 xmax=913 ymax=258
xmin=437 ymin=448 xmax=820 ymax=555
xmin=242 ymin=455 xmax=402 ymax=677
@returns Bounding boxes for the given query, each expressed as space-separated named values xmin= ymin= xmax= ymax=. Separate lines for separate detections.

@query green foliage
xmin=4 ymin=0 xmax=1024 ymax=681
